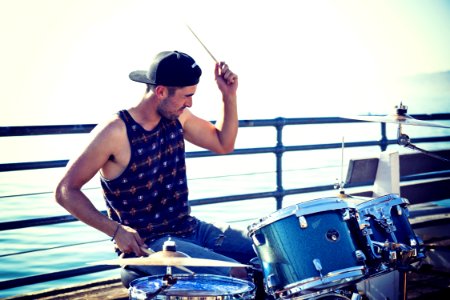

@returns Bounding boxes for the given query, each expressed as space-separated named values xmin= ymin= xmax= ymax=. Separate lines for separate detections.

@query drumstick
xmin=140 ymin=246 xmax=195 ymax=275
xmin=186 ymin=24 xmax=219 ymax=63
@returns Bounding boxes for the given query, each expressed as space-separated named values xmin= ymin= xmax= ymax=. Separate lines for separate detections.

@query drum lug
xmin=313 ymin=258 xmax=324 ymax=279
xmin=251 ymin=233 xmax=266 ymax=246
xmin=266 ymin=273 xmax=280 ymax=289
xmin=298 ymin=215 xmax=308 ymax=228
xmin=395 ymin=204 xmax=403 ymax=216
xmin=389 ymin=250 xmax=397 ymax=262
xmin=351 ymin=293 xmax=363 ymax=300
xmin=417 ymin=235 xmax=424 ymax=246
xmin=355 ymin=250 xmax=366 ymax=262
xmin=342 ymin=209 xmax=351 ymax=221
xmin=360 ymin=218 xmax=372 ymax=235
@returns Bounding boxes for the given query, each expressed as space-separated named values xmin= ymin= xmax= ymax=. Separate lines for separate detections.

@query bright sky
xmin=1 ymin=0 xmax=449 ymax=125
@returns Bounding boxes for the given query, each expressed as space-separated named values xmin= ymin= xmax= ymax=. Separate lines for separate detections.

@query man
xmin=55 ymin=50 xmax=255 ymax=287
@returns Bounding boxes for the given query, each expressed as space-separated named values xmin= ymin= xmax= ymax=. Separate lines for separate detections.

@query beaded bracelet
xmin=111 ymin=223 xmax=121 ymax=241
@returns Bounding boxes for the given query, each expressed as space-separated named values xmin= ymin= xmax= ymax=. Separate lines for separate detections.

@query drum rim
xmin=248 ymin=197 xmax=350 ymax=233
xmin=279 ymin=266 xmax=366 ymax=298
xmin=129 ymin=273 xmax=255 ymax=297
xmin=356 ymin=193 xmax=408 ymax=210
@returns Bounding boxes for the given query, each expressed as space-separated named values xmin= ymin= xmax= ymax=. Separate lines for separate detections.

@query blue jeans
xmin=121 ymin=219 xmax=256 ymax=286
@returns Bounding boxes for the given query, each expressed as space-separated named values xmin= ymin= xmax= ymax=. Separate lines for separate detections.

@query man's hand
xmin=114 ymin=224 xmax=148 ymax=257
xmin=215 ymin=62 xmax=238 ymax=96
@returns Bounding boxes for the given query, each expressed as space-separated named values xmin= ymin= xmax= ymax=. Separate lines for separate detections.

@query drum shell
xmin=356 ymin=194 xmax=424 ymax=268
xmin=357 ymin=194 xmax=417 ymax=246
xmin=248 ymin=198 xmax=366 ymax=297
xmin=129 ymin=274 xmax=255 ymax=300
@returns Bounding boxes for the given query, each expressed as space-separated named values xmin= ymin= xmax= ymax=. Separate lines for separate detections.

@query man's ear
xmin=154 ymin=85 xmax=168 ymax=98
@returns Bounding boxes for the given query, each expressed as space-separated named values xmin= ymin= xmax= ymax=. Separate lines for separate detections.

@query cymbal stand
xmin=335 ymin=137 xmax=347 ymax=196
xmin=397 ymin=124 xmax=450 ymax=163
xmin=149 ymin=240 xmax=180 ymax=298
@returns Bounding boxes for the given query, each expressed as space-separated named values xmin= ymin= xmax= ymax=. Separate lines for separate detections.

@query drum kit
xmin=91 ymin=103 xmax=448 ymax=299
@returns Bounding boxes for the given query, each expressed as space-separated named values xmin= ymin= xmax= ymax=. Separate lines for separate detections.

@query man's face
xmin=157 ymin=85 xmax=196 ymax=120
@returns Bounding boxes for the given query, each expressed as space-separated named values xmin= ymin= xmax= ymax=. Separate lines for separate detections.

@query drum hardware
xmin=313 ymin=259 xmax=324 ymax=280
xmin=248 ymin=257 xmax=274 ymax=300
xmin=140 ymin=273 xmax=178 ymax=299
xmin=342 ymin=209 xmax=351 ymax=221
xmin=251 ymin=233 xmax=266 ymax=246
xmin=311 ymin=290 xmax=363 ymax=300
xmin=355 ymin=194 xmax=426 ymax=276
xmin=299 ymin=216 xmax=308 ymax=228
xmin=345 ymin=102 xmax=450 ymax=162
xmin=281 ymin=288 xmax=363 ymax=300
xmin=396 ymin=205 xmax=403 ymax=216
xmin=388 ymin=249 xmax=397 ymax=263
xmin=267 ymin=273 xmax=280 ymax=290
xmin=354 ymin=250 xmax=366 ymax=263
xmin=356 ymin=217 xmax=382 ymax=262
xmin=279 ymin=267 xmax=367 ymax=299
xmin=125 ymin=239 xmax=256 ymax=299
xmin=334 ymin=137 xmax=346 ymax=195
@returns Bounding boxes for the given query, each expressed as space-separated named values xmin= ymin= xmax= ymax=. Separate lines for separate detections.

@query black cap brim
xmin=129 ymin=70 xmax=154 ymax=84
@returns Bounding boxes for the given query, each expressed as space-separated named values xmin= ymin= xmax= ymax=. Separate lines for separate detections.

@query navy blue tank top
xmin=100 ymin=110 xmax=197 ymax=243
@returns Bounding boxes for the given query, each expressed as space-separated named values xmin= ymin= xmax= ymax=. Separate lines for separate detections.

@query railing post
xmin=275 ymin=117 xmax=285 ymax=210
xmin=380 ymin=123 xmax=388 ymax=151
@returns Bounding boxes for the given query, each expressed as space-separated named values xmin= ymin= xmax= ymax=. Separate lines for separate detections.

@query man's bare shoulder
xmin=91 ymin=113 xmax=126 ymax=140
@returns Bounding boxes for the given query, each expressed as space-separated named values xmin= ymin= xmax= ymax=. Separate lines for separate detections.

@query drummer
xmin=55 ymin=51 xmax=255 ymax=287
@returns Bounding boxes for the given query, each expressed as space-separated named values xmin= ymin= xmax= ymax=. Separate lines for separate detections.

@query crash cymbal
xmin=346 ymin=114 xmax=450 ymax=128
xmin=344 ymin=103 xmax=450 ymax=128
xmin=90 ymin=250 xmax=250 ymax=268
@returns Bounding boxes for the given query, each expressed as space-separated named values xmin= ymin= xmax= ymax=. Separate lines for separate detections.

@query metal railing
xmin=1 ymin=114 xmax=450 ymax=292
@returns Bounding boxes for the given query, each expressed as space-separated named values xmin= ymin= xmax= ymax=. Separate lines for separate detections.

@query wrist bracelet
xmin=111 ymin=223 xmax=121 ymax=241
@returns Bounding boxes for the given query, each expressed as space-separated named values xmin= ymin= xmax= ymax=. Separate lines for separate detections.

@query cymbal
xmin=345 ymin=113 xmax=450 ymax=128
xmin=90 ymin=250 xmax=250 ymax=268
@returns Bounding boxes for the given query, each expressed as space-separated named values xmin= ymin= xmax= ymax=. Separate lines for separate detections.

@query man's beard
xmin=157 ymin=97 xmax=181 ymax=120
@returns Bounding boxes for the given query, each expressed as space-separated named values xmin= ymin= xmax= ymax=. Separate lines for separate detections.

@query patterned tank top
xmin=100 ymin=110 xmax=197 ymax=243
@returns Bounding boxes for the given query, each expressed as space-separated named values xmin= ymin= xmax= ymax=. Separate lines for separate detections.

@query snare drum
xmin=355 ymin=194 xmax=424 ymax=271
xmin=129 ymin=274 xmax=255 ymax=300
xmin=248 ymin=198 xmax=366 ymax=299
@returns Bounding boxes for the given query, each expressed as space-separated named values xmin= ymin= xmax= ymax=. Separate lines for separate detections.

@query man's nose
xmin=185 ymin=98 xmax=193 ymax=108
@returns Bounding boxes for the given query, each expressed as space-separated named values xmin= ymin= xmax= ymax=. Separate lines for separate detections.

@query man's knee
xmin=120 ymin=267 xmax=147 ymax=288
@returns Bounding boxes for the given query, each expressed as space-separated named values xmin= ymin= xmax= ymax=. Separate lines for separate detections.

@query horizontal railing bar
xmin=3 ymin=136 xmax=449 ymax=172
xmin=4 ymin=168 xmax=446 ymax=231
xmin=0 ymin=239 xmax=109 ymax=258
xmin=0 ymin=265 xmax=117 ymax=290
xmin=0 ymin=160 xmax=68 ymax=172
xmin=0 ymin=184 xmax=352 ymax=231
xmin=0 ymin=215 xmax=78 ymax=231
xmin=0 ymin=124 xmax=96 ymax=136
xmin=401 ymin=170 xmax=450 ymax=181
xmin=1 ymin=114 xmax=449 ymax=137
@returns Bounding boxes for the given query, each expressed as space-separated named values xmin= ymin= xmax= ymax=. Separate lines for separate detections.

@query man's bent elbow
xmin=215 ymin=144 xmax=235 ymax=155
xmin=54 ymin=181 xmax=70 ymax=208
